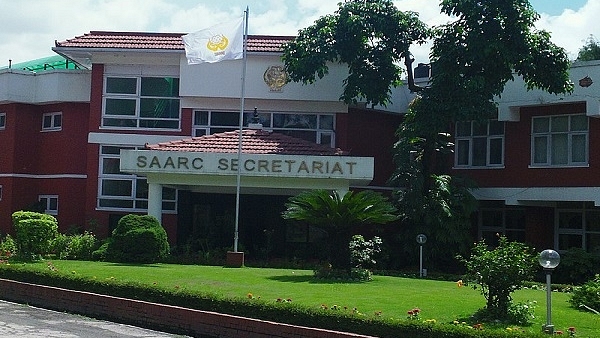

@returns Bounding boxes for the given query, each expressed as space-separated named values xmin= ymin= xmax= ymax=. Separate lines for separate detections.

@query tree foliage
xmin=282 ymin=189 xmax=397 ymax=269
xmin=577 ymin=35 xmax=600 ymax=61
xmin=281 ymin=0 xmax=429 ymax=107
xmin=457 ymin=236 xmax=538 ymax=320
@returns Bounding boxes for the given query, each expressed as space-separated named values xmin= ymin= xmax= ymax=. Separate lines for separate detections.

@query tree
xmin=281 ymin=0 xmax=429 ymax=107
xmin=577 ymin=35 xmax=600 ymax=61
xmin=281 ymin=189 xmax=398 ymax=270
xmin=457 ymin=236 xmax=538 ymax=321
xmin=282 ymin=0 xmax=573 ymax=270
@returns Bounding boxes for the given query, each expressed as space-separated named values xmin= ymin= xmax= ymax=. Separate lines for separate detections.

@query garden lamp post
xmin=539 ymin=249 xmax=560 ymax=334
xmin=416 ymin=234 xmax=427 ymax=277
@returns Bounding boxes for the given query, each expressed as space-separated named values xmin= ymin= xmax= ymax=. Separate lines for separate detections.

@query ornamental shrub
xmin=103 ymin=214 xmax=169 ymax=263
xmin=569 ymin=274 xmax=600 ymax=313
xmin=457 ymin=235 xmax=538 ymax=321
xmin=51 ymin=232 xmax=98 ymax=260
xmin=0 ymin=234 xmax=17 ymax=258
xmin=12 ymin=211 xmax=59 ymax=260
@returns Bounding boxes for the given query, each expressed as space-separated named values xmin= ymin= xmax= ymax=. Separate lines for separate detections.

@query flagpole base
xmin=226 ymin=251 xmax=245 ymax=268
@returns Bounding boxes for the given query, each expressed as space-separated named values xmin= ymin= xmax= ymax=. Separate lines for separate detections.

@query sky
xmin=0 ymin=0 xmax=598 ymax=67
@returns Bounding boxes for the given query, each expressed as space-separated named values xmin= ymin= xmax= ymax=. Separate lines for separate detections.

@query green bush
xmin=0 ymin=234 xmax=17 ymax=258
xmin=457 ymin=236 xmax=538 ymax=323
xmin=12 ymin=211 xmax=58 ymax=259
xmin=52 ymin=232 xmax=98 ymax=260
xmin=101 ymin=214 xmax=169 ymax=263
xmin=553 ymin=248 xmax=600 ymax=285
xmin=569 ymin=274 xmax=600 ymax=313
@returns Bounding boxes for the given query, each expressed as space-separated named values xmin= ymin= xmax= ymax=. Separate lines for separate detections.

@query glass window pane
xmin=571 ymin=134 xmax=587 ymax=163
xmin=559 ymin=234 xmax=582 ymax=250
xmin=106 ymin=77 xmax=137 ymax=94
xmin=481 ymin=209 xmax=503 ymax=227
xmin=472 ymin=122 xmax=487 ymax=136
xmin=49 ymin=198 xmax=58 ymax=210
xmin=559 ymin=212 xmax=583 ymax=229
xmin=533 ymin=117 xmax=549 ymax=133
xmin=105 ymin=98 xmax=136 ymax=116
xmin=319 ymin=115 xmax=334 ymax=129
xmin=273 ymin=114 xmax=317 ymax=129
xmin=586 ymin=211 xmax=600 ymax=231
xmin=280 ymin=130 xmax=316 ymax=142
xmin=99 ymin=199 xmax=133 ymax=208
xmin=140 ymin=98 xmax=180 ymax=119
xmin=472 ymin=137 xmax=487 ymax=166
xmin=533 ymin=136 xmax=547 ymax=163
xmin=571 ymin=115 xmax=588 ymax=131
xmin=136 ymin=179 xmax=148 ymax=199
xmin=212 ymin=112 xmax=240 ymax=126
xmin=456 ymin=139 xmax=470 ymax=165
xmin=551 ymin=116 xmax=568 ymax=132
xmin=319 ymin=133 xmax=333 ymax=147
xmin=141 ymin=77 xmax=179 ymax=97
xmin=551 ymin=134 xmax=568 ymax=165
xmin=505 ymin=230 xmax=525 ymax=243
xmin=456 ymin=121 xmax=471 ymax=137
xmin=488 ymin=120 xmax=504 ymax=135
xmin=586 ymin=233 xmax=600 ymax=253
xmin=194 ymin=111 xmax=208 ymax=125
xmin=139 ymin=119 xmax=179 ymax=129
xmin=505 ymin=210 xmax=525 ymax=229
xmin=103 ymin=118 xmax=136 ymax=128
xmin=43 ymin=115 xmax=52 ymax=128
xmin=163 ymin=187 xmax=177 ymax=200
xmin=0 ymin=114 xmax=6 ymax=128
xmin=489 ymin=138 xmax=503 ymax=165
xmin=102 ymin=158 xmax=122 ymax=174
xmin=101 ymin=180 xmax=132 ymax=197
xmin=101 ymin=146 xmax=126 ymax=155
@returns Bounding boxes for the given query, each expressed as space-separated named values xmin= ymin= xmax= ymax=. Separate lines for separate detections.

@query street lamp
xmin=416 ymin=234 xmax=427 ymax=277
xmin=539 ymin=249 xmax=560 ymax=334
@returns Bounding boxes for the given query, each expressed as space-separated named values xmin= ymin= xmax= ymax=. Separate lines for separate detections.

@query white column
xmin=147 ymin=183 xmax=163 ymax=224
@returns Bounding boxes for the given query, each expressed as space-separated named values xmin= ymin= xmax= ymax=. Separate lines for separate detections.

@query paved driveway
xmin=0 ymin=300 xmax=190 ymax=338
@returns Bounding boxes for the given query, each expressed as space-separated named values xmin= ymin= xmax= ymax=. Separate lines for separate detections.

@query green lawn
xmin=13 ymin=261 xmax=600 ymax=337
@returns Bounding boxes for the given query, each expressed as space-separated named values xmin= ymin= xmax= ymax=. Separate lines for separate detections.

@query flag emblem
xmin=183 ymin=17 xmax=244 ymax=64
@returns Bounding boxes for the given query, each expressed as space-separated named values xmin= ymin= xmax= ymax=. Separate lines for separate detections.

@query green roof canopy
xmin=1 ymin=55 xmax=80 ymax=72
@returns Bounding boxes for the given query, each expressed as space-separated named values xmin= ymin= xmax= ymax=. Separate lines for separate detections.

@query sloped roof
xmin=145 ymin=128 xmax=348 ymax=156
xmin=55 ymin=31 xmax=293 ymax=53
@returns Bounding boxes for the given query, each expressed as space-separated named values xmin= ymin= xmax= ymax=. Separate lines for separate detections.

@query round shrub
xmin=104 ymin=214 xmax=169 ymax=263
xmin=12 ymin=211 xmax=59 ymax=259
xmin=569 ymin=274 xmax=600 ymax=313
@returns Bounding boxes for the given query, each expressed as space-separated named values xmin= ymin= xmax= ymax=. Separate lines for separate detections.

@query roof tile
xmin=55 ymin=31 xmax=293 ymax=53
xmin=145 ymin=129 xmax=349 ymax=156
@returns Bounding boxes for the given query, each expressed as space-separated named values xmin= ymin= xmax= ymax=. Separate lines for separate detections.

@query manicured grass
xmin=12 ymin=261 xmax=600 ymax=336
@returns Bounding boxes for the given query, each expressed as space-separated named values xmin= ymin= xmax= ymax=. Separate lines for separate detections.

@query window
xmin=455 ymin=120 xmax=504 ymax=167
xmin=0 ymin=185 xmax=3 ymax=201
xmin=103 ymin=76 xmax=180 ymax=130
xmin=557 ymin=202 xmax=600 ymax=252
xmin=98 ymin=145 xmax=177 ymax=212
xmin=192 ymin=110 xmax=336 ymax=147
xmin=478 ymin=201 xmax=526 ymax=245
xmin=531 ymin=114 xmax=588 ymax=166
xmin=0 ymin=113 xmax=5 ymax=130
xmin=42 ymin=112 xmax=62 ymax=131
xmin=38 ymin=195 xmax=58 ymax=215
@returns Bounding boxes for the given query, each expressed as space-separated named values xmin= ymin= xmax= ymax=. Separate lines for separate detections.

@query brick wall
xmin=0 ymin=278 xmax=373 ymax=338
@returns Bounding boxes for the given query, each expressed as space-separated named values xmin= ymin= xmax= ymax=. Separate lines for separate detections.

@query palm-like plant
xmin=282 ymin=189 xmax=398 ymax=270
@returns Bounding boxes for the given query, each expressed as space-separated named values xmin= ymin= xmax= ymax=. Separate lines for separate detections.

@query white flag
xmin=182 ymin=17 xmax=244 ymax=64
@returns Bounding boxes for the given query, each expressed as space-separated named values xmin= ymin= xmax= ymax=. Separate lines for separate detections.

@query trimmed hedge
xmin=0 ymin=264 xmax=547 ymax=338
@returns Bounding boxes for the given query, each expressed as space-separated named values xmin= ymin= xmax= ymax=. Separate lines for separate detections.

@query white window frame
xmin=0 ymin=112 xmax=6 ymax=130
xmin=531 ymin=114 xmax=588 ymax=167
xmin=102 ymin=76 xmax=181 ymax=130
xmin=192 ymin=110 xmax=336 ymax=147
xmin=97 ymin=145 xmax=177 ymax=213
xmin=41 ymin=112 xmax=62 ymax=131
xmin=556 ymin=203 xmax=600 ymax=252
xmin=38 ymin=195 xmax=58 ymax=215
xmin=454 ymin=119 xmax=504 ymax=168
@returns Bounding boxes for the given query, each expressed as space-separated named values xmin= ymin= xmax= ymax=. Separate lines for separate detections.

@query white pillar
xmin=147 ymin=183 xmax=163 ymax=224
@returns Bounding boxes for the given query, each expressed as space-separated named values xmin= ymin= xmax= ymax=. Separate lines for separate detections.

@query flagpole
xmin=233 ymin=7 xmax=249 ymax=253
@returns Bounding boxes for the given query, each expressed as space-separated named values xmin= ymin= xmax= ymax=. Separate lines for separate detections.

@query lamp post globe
xmin=539 ymin=249 xmax=560 ymax=270
xmin=539 ymin=249 xmax=560 ymax=334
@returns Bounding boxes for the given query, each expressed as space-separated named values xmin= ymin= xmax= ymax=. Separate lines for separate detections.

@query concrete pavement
xmin=0 ymin=300 xmax=190 ymax=338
